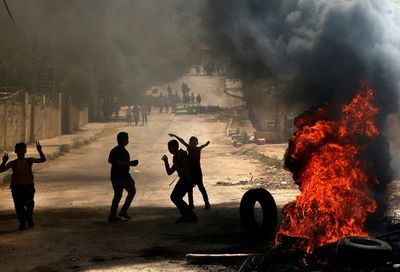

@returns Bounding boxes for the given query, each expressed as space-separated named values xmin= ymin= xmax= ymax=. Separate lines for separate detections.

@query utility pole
xmin=30 ymin=35 xmax=37 ymax=143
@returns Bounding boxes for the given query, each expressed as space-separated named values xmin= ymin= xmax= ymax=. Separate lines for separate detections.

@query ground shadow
xmin=0 ymin=202 xmax=276 ymax=271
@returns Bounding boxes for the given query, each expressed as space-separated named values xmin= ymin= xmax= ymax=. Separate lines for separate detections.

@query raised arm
xmin=29 ymin=141 xmax=46 ymax=163
xmin=0 ymin=153 xmax=11 ymax=173
xmin=168 ymin=133 xmax=189 ymax=148
xmin=199 ymin=141 xmax=210 ymax=150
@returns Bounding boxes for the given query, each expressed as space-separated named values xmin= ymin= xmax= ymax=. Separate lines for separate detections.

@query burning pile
xmin=276 ymin=82 xmax=382 ymax=253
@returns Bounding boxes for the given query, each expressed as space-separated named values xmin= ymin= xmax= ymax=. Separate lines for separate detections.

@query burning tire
xmin=239 ymin=188 xmax=277 ymax=238
xmin=336 ymin=236 xmax=392 ymax=266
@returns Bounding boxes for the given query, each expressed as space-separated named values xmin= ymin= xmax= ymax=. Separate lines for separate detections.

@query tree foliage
xmin=0 ymin=0 xmax=202 ymax=104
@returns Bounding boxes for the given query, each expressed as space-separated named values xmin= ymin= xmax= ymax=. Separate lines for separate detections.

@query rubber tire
xmin=336 ymin=236 xmax=392 ymax=266
xmin=239 ymin=188 xmax=278 ymax=238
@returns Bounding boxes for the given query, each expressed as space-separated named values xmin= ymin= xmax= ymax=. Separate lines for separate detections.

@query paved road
xmin=0 ymin=107 xmax=271 ymax=270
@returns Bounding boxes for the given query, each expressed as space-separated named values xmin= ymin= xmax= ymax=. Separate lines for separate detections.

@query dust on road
xmin=0 ymin=111 xmax=282 ymax=272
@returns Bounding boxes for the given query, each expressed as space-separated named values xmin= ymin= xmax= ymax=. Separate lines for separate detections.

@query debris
xmin=186 ymin=253 xmax=253 ymax=264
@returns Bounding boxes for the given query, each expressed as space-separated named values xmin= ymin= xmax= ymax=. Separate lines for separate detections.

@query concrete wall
xmin=0 ymin=100 xmax=26 ymax=148
xmin=33 ymin=96 xmax=61 ymax=141
xmin=69 ymin=105 xmax=88 ymax=132
xmin=0 ymin=92 xmax=88 ymax=149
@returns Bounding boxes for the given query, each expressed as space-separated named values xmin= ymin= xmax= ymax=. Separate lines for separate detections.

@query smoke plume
xmin=203 ymin=0 xmax=400 ymax=116
xmin=203 ymin=0 xmax=400 ymax=223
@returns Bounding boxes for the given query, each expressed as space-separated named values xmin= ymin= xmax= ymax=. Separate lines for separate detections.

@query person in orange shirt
xmin=0 ymin=141 xmax=46 ymax=230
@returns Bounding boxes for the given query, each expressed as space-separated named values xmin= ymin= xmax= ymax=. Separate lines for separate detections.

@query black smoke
xmin=203 ymin=0 xmax=400 ymax=117
xmin=202 ymin=0 xmax=400 ymax=225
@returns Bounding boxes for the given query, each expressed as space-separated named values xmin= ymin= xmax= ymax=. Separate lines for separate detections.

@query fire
xmin=276 ymin=81 xmax=380 ymax=253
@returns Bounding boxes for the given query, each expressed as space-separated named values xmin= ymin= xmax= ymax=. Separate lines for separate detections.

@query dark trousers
xmin=188 ymin=175 xmax=209 ymax=206
xmin=11 ymin=183 xmax=35 ymax=226
xmin=170 ymin=179 xmax=192 ymax=215
xmin=110 ymin=177 xmax=136 ymax=217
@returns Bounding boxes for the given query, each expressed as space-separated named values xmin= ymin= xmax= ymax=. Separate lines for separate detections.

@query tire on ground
xmin=239 ymin=188 xmax=277 ymax=238
xmin=336 ymin=236 xmax=392 ymax=266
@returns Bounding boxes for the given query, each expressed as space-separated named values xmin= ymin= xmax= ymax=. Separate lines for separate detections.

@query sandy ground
xmin=0 ymin=74 xmax=298 ymax=272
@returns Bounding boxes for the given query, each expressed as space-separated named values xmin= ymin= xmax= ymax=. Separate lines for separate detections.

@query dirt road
xmin=0 ymin=73 xmax=292 ymax=271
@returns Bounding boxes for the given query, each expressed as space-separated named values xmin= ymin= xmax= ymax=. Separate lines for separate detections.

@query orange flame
xmin=276 ymin=81 xmax=380 ymax=253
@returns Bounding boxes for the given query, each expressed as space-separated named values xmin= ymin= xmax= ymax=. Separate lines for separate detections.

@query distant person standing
xmin=107 ymin=132 xmax=139 ymax=222
xmin=141 ymin=104 xmax=148 ymax=126
xmin=126 ymin=106 xmax=133 ymax=126
xmin=162 ymin=140 xmax=197 ymax=223
xmin=181 ymin=82 xmax=186 ymax=98
xmin=190 ymin=93 xmax=195 ymax=104
xmin=181 ymin=82 xmax=190 ymax=98
xmin=159 ymin=93 xmax=164 ymax=113
xmin=171 ymin=92 xmax=177 ymax=114
xmin=196 ymin=94 xmax=202 ymax=104
xmin=132 ymin=106 xmax=140 ymax=126
xmin=169 ymin=134 xmax=211 ymax=210
xmin=0 ymin=141 xmax=46 ymax=230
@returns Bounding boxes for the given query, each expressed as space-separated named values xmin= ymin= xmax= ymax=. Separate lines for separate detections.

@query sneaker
xmin=107 ymin=216 xmax=122 ymax=223
xmin=204 ymin=203 xmax=211 ymax=210
xmin=118 ymin=211 xmax=132 ymax=219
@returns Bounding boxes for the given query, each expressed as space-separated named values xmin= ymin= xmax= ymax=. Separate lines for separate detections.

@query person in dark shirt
xmin=0 ymin=141 xmax=46 ymax=230
xmin=169 ymin=134 xmax=210 ymax=210
xmin=162 ymin=140 xmax=197 ymax=223
xmin=107 ymin=132 xmax=139 ymax=222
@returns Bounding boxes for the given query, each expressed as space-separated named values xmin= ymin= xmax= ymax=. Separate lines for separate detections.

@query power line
xmin=2 ymin=0 xmax=25 ymax=38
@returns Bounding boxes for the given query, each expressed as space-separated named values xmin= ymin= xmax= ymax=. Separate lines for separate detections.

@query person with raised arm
xmin=169 ymin=133 xmax=211 ymax=210
xmin=162 ymin=140 xmax=197 ymax=223
xmin=0 ymin=141 xmax=46 ymax=230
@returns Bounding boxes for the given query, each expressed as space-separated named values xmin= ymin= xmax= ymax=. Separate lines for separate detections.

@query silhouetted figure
xmin=112 ymin=97 xmax=120 ymax=119
xmin=196 ymin=94 xmax=202 ymax=104
xmin=159 ymin=93 xmax=164 ymax=113
xmin=126 ymin=106 xmax=133 ymax=126
xmin=162 ymin=140 xmax=197 ymax=223
xmin=141 ymin=105 xmax=148 ymax=126
xmin=181 ymin=82 xmax=190 ymax=98
xmin=165 ymin=96 xmax=170 ymax=113
xmin=0 ymin=141 xmax=46 ymax=230
xmin=183 ymin=93 xmax=190 ymax=104
xmin=171 ymin=92 xmax=178 ymax=113
xmin=190 ymin=93 xmax=195 ymax=104
xmin=107 ymin=132 xmax=138 ymax=222
xmin=132 ymin=106 xmax=140 ymax=126
xmin=169 ymin=134 xmax=210 ymax=210
xmin=144 ymin=94 xmax=152 ymax=115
